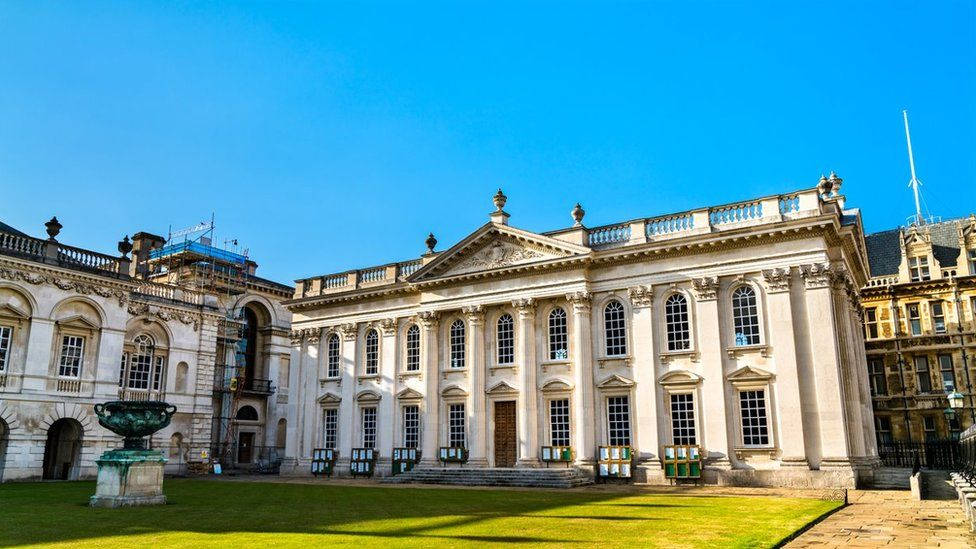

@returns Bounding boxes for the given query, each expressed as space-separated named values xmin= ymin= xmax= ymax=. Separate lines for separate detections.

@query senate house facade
xmin=283 ymin=175 xmax=880 ymax=487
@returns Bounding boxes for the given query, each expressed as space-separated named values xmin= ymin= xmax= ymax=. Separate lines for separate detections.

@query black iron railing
xmin=957 ymin=426 xmax=976 ymax=484
xmin=878 ymin=440 xmax=960 ymax=469
xmin=210 ymin=443 xmax=283 ymax=473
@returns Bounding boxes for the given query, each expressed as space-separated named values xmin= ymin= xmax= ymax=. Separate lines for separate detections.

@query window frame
xmin=737 ymin=388 xmax=772 ymax=448
xmin=664 ymin=292 xmax=693 ymax=352
xmin=606 ymin=395 xmax=632 ymax=446
xmin=402 ymin=404 xmax=420 ymax=448
xmin=360 ymin=406 xmax=377 ymax=449
xmin=496 ymin=313 xmax=515 ymax=365
xmin=875 ymin=416 xmax=893 ymax=445
xmin=548 ymin=398 xmax=571 ymax=447
xmin=909 ymin=256 xmax=931 ymax=282
xmin=930 ymin=302 xmax=947 ymax=334
xmin=449 ymin=319 xmax=466 ymax=369
xmin=922 ymin=416 xmax=938 ymax=442
xmin=547 ymin=307 xmax=569 ymax=361
xmin=326 ymin=333 xmax=341 ymax=379
xmin=938 ymin=354 xmax=956 ymax=392
xmin=868 ymin=356 xmax=887 ymax=396
xmin=0 ymin=324 xmax=12 ymax=373
xmin=730 ymin=284 xmax=763 ymax=347
xmin=57 ymin=334 xmax=85 ymax=378
xmin=906 ymin=303 xmax=922 ymax=336
xmin=404 ymin=324 xmax=421 ymax=372
xmin=363 ymin=329 xmax=379 ymax=376
xmin=603 ymin=299 xmax=628 ymax=357
xmin=669 ymin=392 xmax=698 ymax=445
xmin=914 ymin=355 xmax=932 ymax=393
xmin=448 ymin=402 xmax=467 ymax=448
xmin=864 ymin=307 xmax=879 ymax=339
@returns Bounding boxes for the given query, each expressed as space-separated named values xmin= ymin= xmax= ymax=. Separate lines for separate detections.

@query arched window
xmin=496 ymin=314 xmax=514 ymax=364
xmin=450 ymin=319 xmax=465 ymax=369
xmin=665 ymin=294 xmax=691 ymax=351
xmin=548 ymin=307 xmax=568 ymax=360
xmin=129 ymin=334 xmax=155 ymax=390
xmin=364 ymin=329 xmax=379 ymax=375
xmin=405 ymin=325 xmax=420 ymax=371
xmin=327 ymin=333 xmax=340 ymax=378
xmin=604 ymin=300 xmax=627 ymax=356
xmin=732 ymin=286 xmax=761 ymax=346
xmin=236 ymin=405 xmax=259 ymax=421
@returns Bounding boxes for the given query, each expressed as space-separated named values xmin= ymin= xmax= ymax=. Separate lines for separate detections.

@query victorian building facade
xmin=284 ymin=177 xmax=878 ymax=488
xmin=0 ymin=217 xmax=292 ymax=481
xmin=861 ymin=216 xmax=976 ymax=444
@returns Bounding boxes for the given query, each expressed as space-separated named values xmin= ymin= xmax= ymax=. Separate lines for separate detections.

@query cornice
xmin=127 ymin=301 xmax=204 ymax=332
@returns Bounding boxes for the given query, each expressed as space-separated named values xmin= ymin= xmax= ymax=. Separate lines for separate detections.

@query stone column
xmin=418 ymin=311 xmax=440 ymax=465
xmin=462 ymin=305 xmax=488 ymax=467
xmin=761 ymin=268 xmax=808 ymax=468
xmin=567 ymin=292 xmax=595 ymax=465
xmin=338 ymin=323 xmax=358 ymax=467
xmin=628 ymin=286 xmax=661 ymax=477
xmin=378 ymin=318 xmax=398 ymax=471
xmin=692 ymin=277 xmax=731 ymax=468
xmin=513 ymin=298 xmax=539 ymax=466
xmin=800 ymin=263 xmax=852 ymax=467
xmin=299 ymin=329 xmax=321 ymax=462
xmin=282 ymin=330 xmax=304 ymax=470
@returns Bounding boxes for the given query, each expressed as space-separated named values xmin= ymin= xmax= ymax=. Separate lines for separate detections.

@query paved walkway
xmin=786 ymin=490 xmax=975 ymax=548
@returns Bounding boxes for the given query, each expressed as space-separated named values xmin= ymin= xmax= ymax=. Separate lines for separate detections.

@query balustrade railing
xmin=134 ymin=281 xmax=205 ymax=306
xmin=957 ymin=426 xmax=976 ymax=484
xmin=56 ymin=378 xmax=82 ymax=393
xmin=0 ymin=231 xmax=44 ymax=257
xmin=867 ymin=275 xmax=899 ymax=287
xmin=709 ymin=200 xmax=763 ymax=226
xmin=588 ymin=223 xmax=631 ymax=247
xmin=360 ymin=267 xmax=387 ymax=284
xmin=778 ymin=194 xmax=800 ymax=215
xmin=0 ymin=229 xmax=126 ymax=278
xmin=878 ymin=440 xmax=960 ymax=469
xmin=646 ymin=213 xmax=693 ymax=237
xmin=322 ymin=273 xmax=350 ymax=289
xmin=399 ymin=260 xmax=423 ymax=277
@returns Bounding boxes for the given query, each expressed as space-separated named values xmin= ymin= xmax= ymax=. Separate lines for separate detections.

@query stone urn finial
xmin=45 ymin=216 xmax=62 ymax=241
xmin=828 ymin=171 xmax=843 ymax=196
xmin=118 ymin=235 xmax=133 ymax=258
xmin=425 ymin=232 xmax=437 ymax=254
xmin=571 ymin=203 xmax=585 ymax=226
xmin=493 ymin=188 xmax=507 ymax=211
xmin=816 ymin=174 xmax=832 ymax=196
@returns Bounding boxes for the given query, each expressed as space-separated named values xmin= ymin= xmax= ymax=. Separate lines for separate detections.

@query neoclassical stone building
xmin=0 ymin=217 xmax=292 ymax=481
xmin=284 ymin=176 xmax=878 ymax=487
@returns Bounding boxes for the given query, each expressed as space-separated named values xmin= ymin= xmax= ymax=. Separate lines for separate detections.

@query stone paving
xmin=786 ymin=489 xmax=976 ymax=548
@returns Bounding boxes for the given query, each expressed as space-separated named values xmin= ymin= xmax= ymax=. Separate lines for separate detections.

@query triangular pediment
xmin=409 ymin=223 xmax=591 ymax=282
xmin=486 ymin=380 xmax=519 ymax=395
xmin=0 ymin=303 xmax=29 ymax=320
xmin=658 ymin=370 xmax=703 ymax=388
xmin=726 ymin=365 xmax=774 ymax=384
xmin=396 ymin=387 xmax=424 ymax=400
xmin=317 ymin=392 xmax=341 ymax=405
xmin=56 ymin=314 xmax=100 ymax=330
xmin=597 ymin=374 xmax=635 ymax=389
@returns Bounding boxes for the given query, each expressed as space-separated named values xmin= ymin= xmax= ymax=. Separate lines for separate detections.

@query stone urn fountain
xmin=89 ymin=401 xmax=177 ymax=508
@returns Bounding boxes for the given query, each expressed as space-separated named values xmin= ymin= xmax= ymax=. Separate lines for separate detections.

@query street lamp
xmin=947 ymin=391 xmax=965 ymax=413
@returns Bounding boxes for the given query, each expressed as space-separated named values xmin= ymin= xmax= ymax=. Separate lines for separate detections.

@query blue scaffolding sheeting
xmin=149 ymin=241 xmax=247 ymax=265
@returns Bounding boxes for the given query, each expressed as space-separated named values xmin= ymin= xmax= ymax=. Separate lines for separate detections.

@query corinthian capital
xmin=565 ymin=291 xmax=592 ymax=315
xmin=691 ymin=277 xmax=719 ymax=301
xmin=417 ymin=310 xmax=440 ymax=329
xmin=800 ymin=262 xmax=834 ymax=289
xmin=379 ymin=318 xmax=397 ymax=336
xmin=511 ymin=298 xmax=535 ymax=318
xmin=339 ymin=323 xmax=358 ymax=341
xmin=461 ymin=304 xmax=485 ymax=324
xmin=761 ymin=268 xmax=792 ymax=293
xmin=628 ymin=286 xmax=654 ymax=308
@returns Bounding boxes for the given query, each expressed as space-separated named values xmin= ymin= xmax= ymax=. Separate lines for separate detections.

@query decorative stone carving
xmin=0 ymin=264 xmax=129 ymax=306
xmin=127 ymin=302 xmax=200 ymax=331
xmin=305 ymin=328 xmax=321 ymax=344
xmin=761 ymin=268 xmax=792 ymax=293
xmin=289 ymin=330 xmax=303 ymax=345
xmin=379 ymin=318 xmax=397 ymax=336
xmin=800 ymin=262 xmax=834 ymax=289
xmin=511 ymin=298 xmax=535 ymax=317
xmin=461 ymin=304 xmax=485 ymax=324
xmin=571 ymin=203 xmax=585 ymax=226
xmin=417 ymin=310 xmax=440 ymax=329
xmin=692 ymin=276 xmax=719 ymax=301
xmin=451 ymin=240 xmax=544 ymax=274
xmin=565 ymin=291 xmax=591 ymax=314
xmin=493 ymin=188 xmax=507 ymax=211
xmin=425 ymin=233 xmax=437 ymax=254
xmin=628 ymin=286 xmax=654 ymax=308
xmin=339 ymin=323 xmax=358 ymax=341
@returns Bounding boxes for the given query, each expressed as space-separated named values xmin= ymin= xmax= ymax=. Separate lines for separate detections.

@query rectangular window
xmin=907 ymin=304 xmax=922 ymax=335
xmin=152 ymin=356 xmax=165 ymax=391
xmin=118 ymin=352 xmax=128 ymax=388
xmin=0 ymin=325 xmax=11 ymax=372
xmin=448 ymin=403 xmax=466 ymax=448
xmin=931 ymin=302 xmax=946 ymax=334
xmin=548 ymin=309 xmax=568 ymax=360
xmin=950 ymin=417 xmax=962 ymax=440
xmin=864 ymin=308 xmax=879 ymax=339
xmin=876 ymin=416 xmax=893 ymax=445
xmin=327 ymin=335 xmax=340 ymax=378
xmin=739 ymin=390 xmax=770 ymax=446
xmin=909 ymin=256 xmax=930 ymax=282
xmin=402 ymin=405 xmax=420 ymax=448
xmin=497 ymin=315 xmax=514 ymax=365
xmin=549 ymin=399 xmax=570 ymax=446
xmin=323 ymin=408 xmax=338 ymax=449
xmin=670 ymin=393 xmax=697 ymax=445
xmin=361 ymin=407 xmax=377 ymax=448
xmin=129 ymin=352 xmax=151 ymax=390
xmin=868 ymin=357 xmax=887 ymax=396
xmin=938 ymin=355 xmax=955 ymax=392
xmin=923 ymin=416 xmax=937 ymax=442
xmin=969 ymin=249 xmax=976 ymax=274
xmin=914 ymin=356 xmax=932 ymax=393
xmin=607 ymin=396 xmax=631 ymax=446
xmin=58 ymin=335 xmax=84 ymax=378
xmin=405 ymin=326 xmax=420 ymax=371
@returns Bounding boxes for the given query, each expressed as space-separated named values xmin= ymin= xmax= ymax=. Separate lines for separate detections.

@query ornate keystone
xmin=45 ymin=216 xmax=62 ymax=241
xmin=571 ymin=203 xmax=585 ymax=226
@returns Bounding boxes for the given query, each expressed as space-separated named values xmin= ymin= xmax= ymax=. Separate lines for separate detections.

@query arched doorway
xmin=43 ymin=418 xmax=83 ymax=480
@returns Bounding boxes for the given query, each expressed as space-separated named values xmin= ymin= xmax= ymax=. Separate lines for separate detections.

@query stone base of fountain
xmin=89 ymin=449 xmax=168 ymax=508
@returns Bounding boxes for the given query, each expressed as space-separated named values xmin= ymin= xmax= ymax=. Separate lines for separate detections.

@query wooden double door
xmin=493 ymin=401 xmax=517 ymax=467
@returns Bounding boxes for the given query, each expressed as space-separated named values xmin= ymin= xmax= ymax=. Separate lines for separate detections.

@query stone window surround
xmin=52 ymin=319 xmax=99 ymax=382
xmin=666 ymin=389 xmax=700 ymax=446
xmin=727 ymin=370 xmax=777 ymax=453
xmin=726 ymin=279 xmax=767 ymax=349
xmin=660 ymin=287 xmax=697 ymax=356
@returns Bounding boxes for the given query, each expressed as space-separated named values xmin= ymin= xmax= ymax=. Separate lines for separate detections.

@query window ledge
xmin=318 ymin=377 xmax=341 ymax=388
xmin=659 ymin=350 xmax=700 ymax=364
xmin=597 ymin=355 xmax=632 ymax=368
xmin=733 ymin=445 xmax=778 ymax=459
xmin=489 ymin=363 xmax=517 ymax=370
xmin=357 ymin=374 xmax=380 ymax=383
xmin=726 ymin=344 xmax=769 ymax=358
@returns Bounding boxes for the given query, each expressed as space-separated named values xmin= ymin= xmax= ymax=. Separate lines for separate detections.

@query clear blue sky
xmin=1 ymin=2 xmax=973 ymax=283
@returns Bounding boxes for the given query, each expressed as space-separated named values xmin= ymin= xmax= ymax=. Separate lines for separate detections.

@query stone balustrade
xmin=134 ymin=281 xmax=205 ymax=306
xmin=0 ymin=229 xmax=128 ymax=278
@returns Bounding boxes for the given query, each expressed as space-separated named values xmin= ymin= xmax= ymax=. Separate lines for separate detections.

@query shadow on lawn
xmin=0 ymin=479 xmax=632 ymax=546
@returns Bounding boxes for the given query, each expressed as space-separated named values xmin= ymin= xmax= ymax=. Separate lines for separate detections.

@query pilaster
xmin=628 ymin=285 xmax=661 ymax=470
xmin=513 ymin=298 xmax=539 ymax=466
xmin=462 ymin=305 xmax=488 ymax=466
xmin=567 ymin=291 xmax=595 ymax=465
xmin=418 ymin=311 xmax=440 ymax=465
xmin=338 ymin=323 xmax=357 ymax=464
xmin=692 ymin=276 xmax=731 ymax=468
xmin=378 ymin=318 xmax=398 ymax=463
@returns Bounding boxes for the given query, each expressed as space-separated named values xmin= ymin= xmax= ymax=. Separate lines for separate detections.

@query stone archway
xmin=42 ymin=418 xmax=83 ymax=480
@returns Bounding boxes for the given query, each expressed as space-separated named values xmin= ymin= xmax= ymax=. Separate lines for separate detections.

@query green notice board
xmin=311 ymin=448 xmax=337 ymax=477
xmin=662 ymin=445 xmax=702 ymax=480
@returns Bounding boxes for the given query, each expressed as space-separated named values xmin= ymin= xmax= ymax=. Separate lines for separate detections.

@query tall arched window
xmin=129 ymin=334 xmax=155 ymax=390
xmin=496 ymin=314 xmax=514 ymax=364
xmin=732 ymin=286 xmax=761 ymax=346
xmin=449 ymin=319 xmax=465 ymax=369
xmin=364 ymin=329 xmax=379 ymax=375
xmin=604 ymin=300 xmax=627 ymax=356
xmin=327 ymin=333 xmax=340 ymax=378
xmin=665 ymin=294 xmax=691 ymax=351
xmin=548 ymin=307 xmax=568 ymax=360
xmin=405 ymin=325 xmax=420 ymax=371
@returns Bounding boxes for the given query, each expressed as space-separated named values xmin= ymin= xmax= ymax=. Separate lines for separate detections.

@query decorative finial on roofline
xmin=493 ymin=188 xmax=507 ymax=212
xmin=571 ymin=203 xmax=585 ymax=226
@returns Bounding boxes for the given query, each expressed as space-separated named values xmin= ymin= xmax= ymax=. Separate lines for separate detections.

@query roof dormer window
xmin=909 ymin=256 xmax=930 ymax=282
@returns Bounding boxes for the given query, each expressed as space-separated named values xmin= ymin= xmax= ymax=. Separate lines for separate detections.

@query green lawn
xmin=0 ymin=479 xmax=840 ymax=548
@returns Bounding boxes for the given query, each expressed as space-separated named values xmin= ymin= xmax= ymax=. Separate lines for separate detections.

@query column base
xmin=517 ymin=458 xmax=541 ymax=468
xmin=779 ymin=456 xmax=810 ymax=469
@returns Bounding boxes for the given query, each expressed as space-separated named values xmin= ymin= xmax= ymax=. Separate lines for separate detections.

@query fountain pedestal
xmin=89 ymin=400 xmax=177 ymax=508
xmin=90 ymin=449 xmax=168 ymax=508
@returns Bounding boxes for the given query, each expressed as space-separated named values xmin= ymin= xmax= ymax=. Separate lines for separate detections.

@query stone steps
xmin=921 ymin=470 xmax=957 ymax=500
xmin=381 ymin=466 xmax=594 ymax=488
xmin=872 ymin=467 xmax=912 ymax=490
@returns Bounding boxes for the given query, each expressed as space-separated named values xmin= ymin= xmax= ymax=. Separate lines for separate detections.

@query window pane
xmin=58 ymin=335 xmax=85 ymax=378
xmin=549 ymin=399 xmax=570 ymax=446
xmin=327 ymin=334 xmax=340 ymax=378
xmin=604 ymin=301 xmax=627 ymax=356
xmin=402 ymin=405 xmax=420 ymax=448
xmin=739 ymin=389 xmax=769 ymax=446
xmin=732 ymin=286 xmax=761 ymax=346
xmin=0 ymin=326 xmax=11 ymax=372
xmin=449 ymin=403 xmax=466 ymax=447
xmin=364 ymin=330 xmax=379 ymax=375
xmin=548 ymin=308 xmax=568 ymax=360
xmin=450 ymin=320 xmax=466 ymax=368
xmin=361 ymin=407 xmax=377 ymax=448
xmin=670 ymin=393 xmax=697 ymax=445
xmin=323 ymin=408 xmax=338 ymax=449
xmin=939 ymin=355 xmax=955 ymax=392
xmin=665 ymin=294 xmax=691 ymax=351
xmin=607 ymin=396 xmax=631 ymax=446
xmin=405 ymin=325 xmax=420 ymax=371
xmin=497 ymin=314 xmax=514 ymax=364
xmin=915 ymin=356 xmax=932 ymax=393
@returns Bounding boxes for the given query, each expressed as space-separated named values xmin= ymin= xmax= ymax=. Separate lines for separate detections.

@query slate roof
xmin=865 ymin=218 xmax=964 ymax=277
